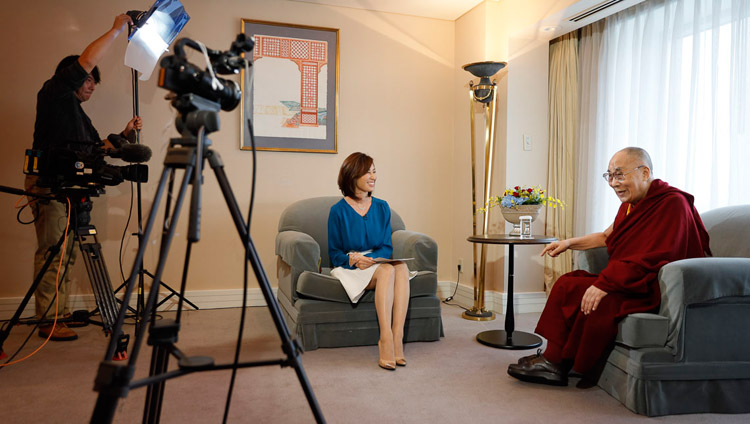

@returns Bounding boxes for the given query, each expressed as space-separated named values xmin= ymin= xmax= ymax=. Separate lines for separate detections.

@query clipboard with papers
xmin=373 ymin=257 xmax=414 ymax=263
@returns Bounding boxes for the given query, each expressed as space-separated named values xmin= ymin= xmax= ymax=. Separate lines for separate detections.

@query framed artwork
xmin=240 ymin=19 xmax=339 ymax=153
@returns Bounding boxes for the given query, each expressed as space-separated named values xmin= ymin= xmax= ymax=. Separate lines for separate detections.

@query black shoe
xmin=517 ymin=348 xmax=543 ymax=365
xmin=63 ymin=311 xmax=89 ymax=328
xmin=508 ymin=354 xmax=568 ymax=386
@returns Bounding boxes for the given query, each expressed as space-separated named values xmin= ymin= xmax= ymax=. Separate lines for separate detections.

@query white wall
xmin=0 ymin=0 xmax=454 ymax=300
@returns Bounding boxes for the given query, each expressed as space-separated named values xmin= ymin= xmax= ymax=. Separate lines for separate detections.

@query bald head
xmin=607 ymin=147 xmax=654 ymax=204
xmin=618 ymin=147 xmax=653 ymax=176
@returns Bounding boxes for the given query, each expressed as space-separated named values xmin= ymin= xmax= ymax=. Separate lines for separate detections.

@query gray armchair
xmin=577 ymin=204 xmax=750 ymax=416
xmin=275 ymin=197 xmax=444 ymax=351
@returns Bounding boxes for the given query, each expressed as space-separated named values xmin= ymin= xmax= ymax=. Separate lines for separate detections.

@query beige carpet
xmin=1 ymin=304 xmax=747 ymax=423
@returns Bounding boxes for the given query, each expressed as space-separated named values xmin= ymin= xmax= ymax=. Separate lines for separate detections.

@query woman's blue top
xmin=328 ymin=197 xmax=393 ymax=269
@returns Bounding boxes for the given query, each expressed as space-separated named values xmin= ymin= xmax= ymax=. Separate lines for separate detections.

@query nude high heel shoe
xmin=394 ymin=336 xmax=406 ymax=366
xmin=378 ymin=340 xmax=396 ymax=371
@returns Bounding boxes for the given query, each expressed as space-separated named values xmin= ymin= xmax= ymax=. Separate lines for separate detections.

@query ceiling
xmin=288 ymin=1 xmax=647 ymax=41
xmin=289 ymin=0 xmax=487 ymax=21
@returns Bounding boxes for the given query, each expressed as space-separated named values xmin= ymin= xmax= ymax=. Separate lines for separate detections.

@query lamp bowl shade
xmin=463 ymin=61 xmax=507 ymax=78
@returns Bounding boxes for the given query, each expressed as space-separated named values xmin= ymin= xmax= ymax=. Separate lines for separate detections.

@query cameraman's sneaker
xmin=38 ymin=323 xmax=78 ymax=341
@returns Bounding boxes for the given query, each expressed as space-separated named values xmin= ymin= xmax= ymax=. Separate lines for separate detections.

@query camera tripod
xmin=91 ymin=94 xmax=324 ymax=423
xmin=0 ymin=186 xmax=129 ymax=360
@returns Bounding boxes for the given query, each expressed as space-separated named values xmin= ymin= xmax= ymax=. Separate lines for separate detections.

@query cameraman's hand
xmin=122 ymin=116 xmax=143 ymax=139
xmin=113 ymin=14 xmax=133 ymax=36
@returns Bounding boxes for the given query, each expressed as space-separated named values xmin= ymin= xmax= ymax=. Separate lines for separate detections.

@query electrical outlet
xmin=457 ymin=258 xmax=463 ymax=272
xmin=523 ymin=134 xmax=532 ymax=151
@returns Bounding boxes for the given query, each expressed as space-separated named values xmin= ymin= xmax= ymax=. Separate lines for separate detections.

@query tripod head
xmin=171 ymin=93 xmax=221 ymax=138
xmin=54 ymin=186 xmax=103 ymax=228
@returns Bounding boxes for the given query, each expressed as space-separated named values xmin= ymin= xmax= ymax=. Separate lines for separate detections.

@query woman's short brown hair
xmin=337 ymin=152 xmax=373 ymax=198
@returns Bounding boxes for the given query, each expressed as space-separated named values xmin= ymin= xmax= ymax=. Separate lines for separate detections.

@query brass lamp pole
xmin=462 ymin=61 xmax=506 ymax=321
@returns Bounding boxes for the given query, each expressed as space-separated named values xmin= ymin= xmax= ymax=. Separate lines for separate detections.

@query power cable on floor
xmin=443 ymin=264 xmax=469 ymax=311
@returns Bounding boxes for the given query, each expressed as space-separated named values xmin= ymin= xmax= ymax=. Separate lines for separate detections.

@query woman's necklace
xmin=348 ymin=196 xmax=370 ymax=214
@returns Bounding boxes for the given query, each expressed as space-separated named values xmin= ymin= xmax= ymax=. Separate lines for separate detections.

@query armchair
xmin=577 ymin=205 xmax=750 ymax=416
xmin=275 ymin=197 xmax=444 ymax=351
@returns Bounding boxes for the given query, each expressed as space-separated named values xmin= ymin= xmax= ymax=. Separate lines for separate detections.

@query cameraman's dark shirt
xmin=32 ymin=60 xmax=101 ymax=155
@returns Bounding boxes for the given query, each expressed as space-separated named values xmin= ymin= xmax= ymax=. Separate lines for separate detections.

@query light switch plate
xmin=523 ymin=135 xmax=532 ymax=151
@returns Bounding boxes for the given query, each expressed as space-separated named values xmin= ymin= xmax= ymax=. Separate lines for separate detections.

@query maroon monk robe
xmin=535 ymin=179 xmax=711 ymax=373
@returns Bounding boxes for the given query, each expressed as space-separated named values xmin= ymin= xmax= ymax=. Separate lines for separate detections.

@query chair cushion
xmin=296 ymin=270 xmax=437 ymax=304
xmin=700 ymin=204 xmax=750 ymax=258
xmin=615 ymin=313 xmax=668 ymax=348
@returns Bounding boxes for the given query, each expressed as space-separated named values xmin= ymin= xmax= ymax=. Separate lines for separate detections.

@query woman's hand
xmin=541 ymin=239 xmax=571 ymax=257
xmin=349 ymin=252 xmax=376 ymax=270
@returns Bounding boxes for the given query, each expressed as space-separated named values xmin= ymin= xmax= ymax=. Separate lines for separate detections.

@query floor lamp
xmin=462 ymin=61 xmax=506 ymax=321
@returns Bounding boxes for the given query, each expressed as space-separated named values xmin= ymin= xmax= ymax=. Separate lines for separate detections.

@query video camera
xmin=24 ymin=134 xmax=150 ymax=189
xmin=157 ymin=33 xmax=254 ymax=112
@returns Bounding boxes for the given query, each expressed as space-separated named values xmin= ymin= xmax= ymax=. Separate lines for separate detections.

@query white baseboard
xmin=0 ymin=288 xmax=277 ymax=320
xmin=1 ymin=284 xmax=545 ymax=320
xmin=437 ymin=281 xmax=547 ymax=314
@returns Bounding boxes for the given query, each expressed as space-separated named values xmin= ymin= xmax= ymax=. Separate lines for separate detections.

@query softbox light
xmin=124 ymin=0 xmax=190 ymax=81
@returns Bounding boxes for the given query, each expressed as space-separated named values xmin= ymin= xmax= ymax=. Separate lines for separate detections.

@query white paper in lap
xmin=330 ymin=265 xmax=419 ymax=303
xmin=331 ymin=265 xmax=380 ymax=303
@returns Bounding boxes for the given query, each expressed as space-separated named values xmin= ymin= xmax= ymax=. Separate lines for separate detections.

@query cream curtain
xmin=574 ymin=21 xmax=605 ymax=248
xmin=544 ymin=32 xmax=578 ymax=291
xmin=579 ymin=0 xmax=750 ymax=234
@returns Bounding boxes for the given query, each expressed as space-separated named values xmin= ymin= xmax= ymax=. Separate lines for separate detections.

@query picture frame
xmin=240 ymin=19 xmax=339 ymax=153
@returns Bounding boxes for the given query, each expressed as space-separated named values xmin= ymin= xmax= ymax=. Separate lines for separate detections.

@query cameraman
xmin=24 ymin=14 xmax=142 ymax=341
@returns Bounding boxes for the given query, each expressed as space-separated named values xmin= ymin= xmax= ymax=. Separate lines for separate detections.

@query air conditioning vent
xmin=567 ymin=0 xmax=625 ymax=22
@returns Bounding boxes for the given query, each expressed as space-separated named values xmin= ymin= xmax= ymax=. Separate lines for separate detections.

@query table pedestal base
xmin=476 ymin=330 xmax=542 ymax=350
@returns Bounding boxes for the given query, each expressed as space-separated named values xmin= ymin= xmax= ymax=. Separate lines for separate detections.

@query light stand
xmin=462 ymin=61 xmax=506 ymax=321
xmin=113 ymin=7 xmax=198 ymax=334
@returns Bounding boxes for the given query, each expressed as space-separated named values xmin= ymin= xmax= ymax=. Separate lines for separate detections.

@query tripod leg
xmin=92 ymin=166 xmax=174 ymax=424
xmin=135 ymin=165 xmax=195 ymax=422
xmin=209 ymin=153 xmax=325 ymax=423
xmin=0 ymin=229 xmax=66 ymax=357
xmin=132 ymin=165 xmax=193 ymax=362
xmin=77 ymin=226 xmax=120 ymax=333
xmin=143 ymin=344 xmax=170 ymax=424
xmin=147 ymin=167 xmax=200 ymax=312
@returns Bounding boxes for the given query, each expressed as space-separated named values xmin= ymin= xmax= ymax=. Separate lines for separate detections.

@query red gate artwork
xmin=254 ymin=35 xmax=327 ymax=127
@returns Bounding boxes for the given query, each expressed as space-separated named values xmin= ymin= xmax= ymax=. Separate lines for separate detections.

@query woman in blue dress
xmin=328 ymin=152 xmax=411 ymax=371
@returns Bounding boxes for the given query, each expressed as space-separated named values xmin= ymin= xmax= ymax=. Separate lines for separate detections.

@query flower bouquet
xmin=481 ymin=185 xmax=563 ymax=235
xmin=489 ymin=185 xmax=564 ymax=209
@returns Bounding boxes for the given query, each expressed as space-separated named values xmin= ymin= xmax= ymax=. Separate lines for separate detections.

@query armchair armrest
xmin=275 ymin=231 xmax=321 ymax=300
xmin=659 ymin=257 xmax=750 ymax=356
xmin=392 ymin=230 xmax=437 ymax=272
xmin=576 ymin=246 xmax=609 ymax=274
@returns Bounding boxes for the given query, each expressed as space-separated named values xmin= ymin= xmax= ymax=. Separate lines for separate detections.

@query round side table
xmin=467 ymin=234 xmax=557 ymax=349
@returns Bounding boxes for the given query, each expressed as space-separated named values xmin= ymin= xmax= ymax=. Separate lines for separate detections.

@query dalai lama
xmin=507 ymin=147 xmax=711 ymax=387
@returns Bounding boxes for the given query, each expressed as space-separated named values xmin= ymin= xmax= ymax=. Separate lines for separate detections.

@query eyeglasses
xmin=602 ymin=165 xmax=645 ymax=183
